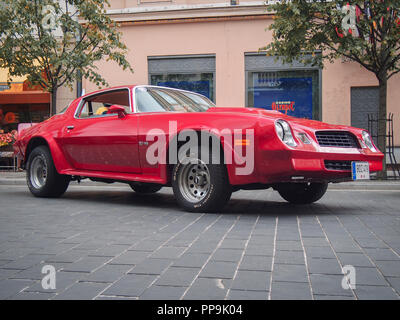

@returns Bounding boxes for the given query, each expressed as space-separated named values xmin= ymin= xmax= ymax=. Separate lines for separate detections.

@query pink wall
xmin=83 ymin=17 xmax=400 ymax=144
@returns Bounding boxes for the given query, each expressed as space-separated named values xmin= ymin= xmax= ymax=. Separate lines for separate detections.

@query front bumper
xmin=256 ymin=146 xmax=383 ymax=184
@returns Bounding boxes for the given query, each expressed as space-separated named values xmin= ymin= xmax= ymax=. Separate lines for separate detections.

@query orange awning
xmin=0 ymin=91 xmax=50 ymax=104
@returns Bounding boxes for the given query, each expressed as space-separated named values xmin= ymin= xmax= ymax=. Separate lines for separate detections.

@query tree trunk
xmin=51 ymin=89 xmax=57 ymax=116
xmin=376 ymin=76 xmax=387 ymax=179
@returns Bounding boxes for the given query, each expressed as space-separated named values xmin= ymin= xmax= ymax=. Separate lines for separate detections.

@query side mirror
xmin=108 ymin=105 xmax=127 ymax=118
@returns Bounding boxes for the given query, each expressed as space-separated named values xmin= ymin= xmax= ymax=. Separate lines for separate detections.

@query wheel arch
xmin=164 ymin=129 xmax=236 ymax=185
xmin=24 ymin=136 xmax=69 ymax=173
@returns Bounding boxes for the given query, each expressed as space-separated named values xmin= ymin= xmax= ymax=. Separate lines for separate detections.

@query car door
xmin=58 ymin=89 xmax=141 ymax=174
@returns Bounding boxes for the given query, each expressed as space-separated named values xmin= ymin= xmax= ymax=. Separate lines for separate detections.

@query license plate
xmin=351 ymin=161 xmax=370 ymax=180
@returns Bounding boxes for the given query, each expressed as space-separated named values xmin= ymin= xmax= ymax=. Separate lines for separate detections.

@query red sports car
xmin=14 ymin=85 xmax=383 ymax=212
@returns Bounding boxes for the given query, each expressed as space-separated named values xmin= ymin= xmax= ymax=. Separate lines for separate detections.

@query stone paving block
xmin=45 ymin=250 xmax=87 ymax=264
xmin=245 ymin=245 xmax=274 ymax=256
xmin=230 ymin=270 xmax=270 ymax=291
xmin=155 ymin=267 xmax=199 ymax=287
xmin=150 ymin=247 xmax=186 ymax=259
xmin=183 ymin=278 xmax=231 ymax=300
xmin=247 ymin=235 xmax=274 ymax=245
xmin=307 ymin=258 xmax=342 ymax=275
xmin=1 ymin=254 xmax=51 ymax=270
xmin=374 ymin=260 xmax=400 ymax=277
xmin=330 ymin=242 xmax=363 ymax=254
xmin=239 ymin=255 xmax=272 ymax=272
xmin=270 ymin=281 xmax=312 ymax=300
xmin=355 ymin=237 xmax=388 ymax=249
xmin=186 ymin=240 xmax=219 ymax=254
xmin=109 ymin=251 xmax=150 ymax=265
xmin=95 ymin=295 xmax=137 ymax=300
xmin=129 ymin=258 xmax=172 ymax=275
xmin=275 ymin=240 xmax=303 ymax=252
xmin=310 ymin=274 xmax=354 ymax=297
xmin=364 ymin=248 xmax=400 ymax=261
xmin=276 ymin=230 xmax=300 ymax=241
xmin=354 ymin=285 xmax=399 ymax=300
xmin=53 ymin=281 xmax=109 ymax=300
xmin=62 ymin=256 xmax=110 ymax=273
xmin=387 ymin=277 xmax=400 ymax=295
xmin=302 ymin=237 xmax=330 ymax=248
xmin=211 ymin=249 xmax=243 ymax=262
xmin=272 ymin=264 xmax=308 ymax=283
xmin=199 ymin=261 xmax=237 ymax=279
xmin=8 ymin=291 xmax=56 ymax=300
xmin=227 ymin=289 xmax=268 ymax=300
xmin=0 ymin=279 xmax=34 ymax=299
xmin=173 ymin=253 xmax=209 ymax=268
xmin=89 ymin=244 xmax=131 ymax=257
xmin=0 ymin=268 xmax=20 ymax=281
xmin=313 ymin=294 xmax=355 ymax=300
xmin=140 ymin=285 xmax=187 ymax=300
xmin=275 ymin=250 xmax=305 ymax=265
xmin=103 ymin=274 xmax=157 ymax=297
xmin=84 ymin=264 xmax=132 ymax=283
xmin=219 ymin=239 xmax=247 ymax=249
xmin=304 ymin=246 xmax=336 ymax=260
xmin=130 ymin=241 xmax=164 ymax=252
xmin=352 ymin=267 xmax=387 ymax=286
xmin=337 ymin=252 xmax=374 ymax=267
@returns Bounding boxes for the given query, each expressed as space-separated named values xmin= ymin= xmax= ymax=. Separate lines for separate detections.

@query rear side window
xmin=76 ymin=89 xmax=131 ymax=118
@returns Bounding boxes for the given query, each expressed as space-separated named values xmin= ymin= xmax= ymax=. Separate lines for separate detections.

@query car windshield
xmin=135 ymin=87 xmax=214 ymax=113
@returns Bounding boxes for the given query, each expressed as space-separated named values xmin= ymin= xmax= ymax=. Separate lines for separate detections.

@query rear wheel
xmin=129 ymin=183 xmax=162 ymax=194
xmin=172 ymin=146 xmax=232 ymax=212
xmin=26 ymin=146 xmax=70 ymax=197
xmin=277 ymin=182 xmax=328 ymax=204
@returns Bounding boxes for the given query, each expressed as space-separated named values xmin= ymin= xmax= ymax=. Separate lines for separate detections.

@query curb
xmin=1 ymin=177 xmax=400 ymax=190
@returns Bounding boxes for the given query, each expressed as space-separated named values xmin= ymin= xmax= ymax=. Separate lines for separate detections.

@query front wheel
xmin=26 ymin=145 xmax=70 ymax=197
xmin=172 ymin=148 xmax=232 ymax=213
xmin=276 ymin=182 xmax=328 ymax=204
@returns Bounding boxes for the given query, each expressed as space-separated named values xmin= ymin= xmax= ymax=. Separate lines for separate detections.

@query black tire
xmin=26 ymin=145 xmax=70 ymax=198
xmin=172 ymin=146 xmax=232 ymax=213
xmin=129 ymin=183 xmax=162 ymax=194
xmin=277 ymin=182 xmax=328 ymax=204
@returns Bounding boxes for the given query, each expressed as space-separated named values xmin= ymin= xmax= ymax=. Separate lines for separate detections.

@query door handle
xmin=66 ymin=125 xmax=74 ymax=130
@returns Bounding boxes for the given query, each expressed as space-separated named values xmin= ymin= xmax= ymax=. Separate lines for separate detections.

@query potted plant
xmin=0 ymin=130 xmax=18 ymax=151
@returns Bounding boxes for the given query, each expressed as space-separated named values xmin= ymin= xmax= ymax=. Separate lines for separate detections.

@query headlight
xmin=275 ymin=120 xmax=297 ymax=147
xmin=362 ymin=131 xmax=377 ymax=152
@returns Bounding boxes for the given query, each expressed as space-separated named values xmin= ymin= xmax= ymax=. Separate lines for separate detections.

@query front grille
xmin=324 ymin=160 xmax=352 ymax=171
xmin=315 ymin=131 xmax=359 ymax=148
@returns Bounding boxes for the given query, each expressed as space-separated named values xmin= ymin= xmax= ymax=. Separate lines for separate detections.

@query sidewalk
xmin=1 ymin=171 xmax=400 ymax=190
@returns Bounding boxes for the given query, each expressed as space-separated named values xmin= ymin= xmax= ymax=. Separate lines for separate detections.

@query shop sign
xmin=253 ymin=76 xmax=313 ymax=119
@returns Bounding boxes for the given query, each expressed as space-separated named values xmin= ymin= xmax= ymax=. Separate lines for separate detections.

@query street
xmin=0 ymin=183 xmax=399 ymax=300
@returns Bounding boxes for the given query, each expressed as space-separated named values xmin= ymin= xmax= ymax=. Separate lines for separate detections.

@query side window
xmin=77 ymin=89 xmax=131 ymax=119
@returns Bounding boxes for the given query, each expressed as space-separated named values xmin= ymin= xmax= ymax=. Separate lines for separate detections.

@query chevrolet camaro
xmin=14 ymin=85 xmax=383 ymax=212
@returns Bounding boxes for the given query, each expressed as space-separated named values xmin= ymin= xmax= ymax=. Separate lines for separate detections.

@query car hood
xmin=206 ymin=107 xmax=360 ymax=132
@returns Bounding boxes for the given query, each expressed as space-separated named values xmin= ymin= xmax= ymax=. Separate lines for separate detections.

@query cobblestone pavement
xmin=0 ymin=183 xmax=399 ymax=300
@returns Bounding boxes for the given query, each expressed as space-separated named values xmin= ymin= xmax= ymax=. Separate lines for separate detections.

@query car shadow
xmin=51 ymin=187 xmax=346 ymax=216
xmin=7 ymin=185 xmax=356 ymax=216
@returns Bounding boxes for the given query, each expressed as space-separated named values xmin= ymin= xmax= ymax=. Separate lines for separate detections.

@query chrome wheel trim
xmin=178 ymin=159 xmax=211 ymax=203
xmin=30 ymin=155 xmax=48 ymax=189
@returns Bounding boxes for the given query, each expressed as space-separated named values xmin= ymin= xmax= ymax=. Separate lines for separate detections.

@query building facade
xmin=80 ymin=1 xmax=399 ymax=148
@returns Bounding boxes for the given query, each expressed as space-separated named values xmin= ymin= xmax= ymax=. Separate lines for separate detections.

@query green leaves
xmin=0 ymin=0 xmax=133 ymax=94
xmin=263 ymin=0 xmax=400 ymax=80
